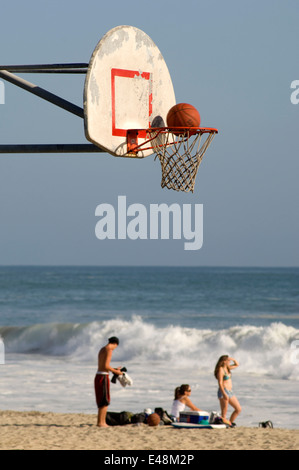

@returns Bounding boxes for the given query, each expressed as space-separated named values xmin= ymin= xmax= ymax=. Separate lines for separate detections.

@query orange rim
xmin=127 ymin=127 xmax=218 ymax=155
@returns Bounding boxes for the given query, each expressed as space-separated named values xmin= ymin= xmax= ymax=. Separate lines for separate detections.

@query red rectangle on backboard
xmin=111 ymin=68 xmax=152 ymax=138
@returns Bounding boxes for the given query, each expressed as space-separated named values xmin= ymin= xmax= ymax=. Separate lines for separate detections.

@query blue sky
xmin=0 ymin=0 xmax=298 ymax=266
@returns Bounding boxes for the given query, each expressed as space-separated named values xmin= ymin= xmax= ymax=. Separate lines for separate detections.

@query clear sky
xmin=0 ymin=0 xmax=298 ymax=266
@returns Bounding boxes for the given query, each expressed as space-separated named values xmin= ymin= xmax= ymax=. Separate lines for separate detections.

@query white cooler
xmin=179 ymin=411 xmax=210 ymax=425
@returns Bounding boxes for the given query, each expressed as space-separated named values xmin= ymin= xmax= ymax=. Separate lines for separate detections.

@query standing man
xmin=94 ymin=336 xmax=123 ymax=427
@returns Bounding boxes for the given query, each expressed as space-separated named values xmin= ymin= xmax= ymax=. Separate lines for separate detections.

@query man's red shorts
xmin=94 ymin=374 xmax=111 ymax=408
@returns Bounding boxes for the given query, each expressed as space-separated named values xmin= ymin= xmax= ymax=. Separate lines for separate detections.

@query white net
xmin=148 ymin=128 xmax=217 ymax=192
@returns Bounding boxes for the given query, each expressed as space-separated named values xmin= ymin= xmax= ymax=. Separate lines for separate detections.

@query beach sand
xmin=0 ymin=410 xmax=298 ymax=450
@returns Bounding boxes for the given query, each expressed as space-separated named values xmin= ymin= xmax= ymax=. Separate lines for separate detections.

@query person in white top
xmin=171 ymin=384 xmax=201 ymax=420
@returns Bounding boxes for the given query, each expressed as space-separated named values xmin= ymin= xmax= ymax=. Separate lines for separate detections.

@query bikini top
xmin=223 ymin=369 xmax=231 ymax=381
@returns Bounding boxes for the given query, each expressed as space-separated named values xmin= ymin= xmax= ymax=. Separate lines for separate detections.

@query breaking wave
xmin=1 ymin=316 xmax=299 ymax=380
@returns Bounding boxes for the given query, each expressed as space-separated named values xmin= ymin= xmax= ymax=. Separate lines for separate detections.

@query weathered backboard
xmin=84 ymin=25 xmax=176 ymax=157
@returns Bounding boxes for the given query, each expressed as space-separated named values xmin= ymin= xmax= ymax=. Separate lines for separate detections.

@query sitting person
xmin=171 ymin=384 xmax=201 ymax=420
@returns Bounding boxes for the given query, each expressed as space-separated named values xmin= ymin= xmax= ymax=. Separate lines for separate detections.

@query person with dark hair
xmin=214 ymin=355 xmax=241 ymax=426
xmin=94 ymin=337 xmax=123 ymax=427
xmin=108 ymin=336 xmax=119 ymax=346
xmin=170 ymin=384 xmax=201 ymax=420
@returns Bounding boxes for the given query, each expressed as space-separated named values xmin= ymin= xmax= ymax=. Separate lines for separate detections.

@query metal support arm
xmin=0 ymin=63 xmax=106 ymax=154
xmin=0 ymin=69 xmax=84 ymax=118
xmin=0 ymin=63 xmax=88 ymax=74
xmin=0 ymin=144 xmax=104 ymax=154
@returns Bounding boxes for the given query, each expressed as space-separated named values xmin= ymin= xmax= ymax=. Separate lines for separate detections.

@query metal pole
xmin=0 ymin=144 xmax=104 ymax=154
xmin=0 ymin=63 xmax=88 ymax=74
xmin=0 ymin=70 xmax=84 ymax=118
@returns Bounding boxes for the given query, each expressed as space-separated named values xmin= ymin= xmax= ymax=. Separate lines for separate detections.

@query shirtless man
xmin=94 ymin=336 xmax=123 ymax=427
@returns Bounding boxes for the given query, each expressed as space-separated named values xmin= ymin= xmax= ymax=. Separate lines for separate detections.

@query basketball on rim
xmin=147 ymin=413 xmax=161 ymax=427
xmin=166 ymin=103 xmax=201 ymax=128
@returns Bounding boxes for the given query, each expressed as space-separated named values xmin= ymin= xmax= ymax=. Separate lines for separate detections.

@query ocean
xmin=0 ymin=266 xmax=298 ymax=429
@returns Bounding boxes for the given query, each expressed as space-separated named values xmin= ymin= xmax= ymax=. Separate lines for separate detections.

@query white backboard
xmin=84 ymin=26 xmax=176 ymax=157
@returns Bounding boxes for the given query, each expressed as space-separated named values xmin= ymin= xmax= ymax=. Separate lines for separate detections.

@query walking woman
xmin=214 ymin=355 xmax=242 ymax=426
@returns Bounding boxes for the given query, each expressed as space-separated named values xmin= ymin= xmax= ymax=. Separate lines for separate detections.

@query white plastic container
xmin=179 ymin=411 xmax=210 ymax=425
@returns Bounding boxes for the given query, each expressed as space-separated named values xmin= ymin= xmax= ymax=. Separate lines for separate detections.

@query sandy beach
xmin=0 ymin=410 xmax=298 ymax=451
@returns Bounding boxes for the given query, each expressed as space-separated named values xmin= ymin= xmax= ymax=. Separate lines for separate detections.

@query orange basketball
xmin=167 ymin=103 xmax=201 ymax=128
xmin=147 ymin=413 xmax=161 ymax=427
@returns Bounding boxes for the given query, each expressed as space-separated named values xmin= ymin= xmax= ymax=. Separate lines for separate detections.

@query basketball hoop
xmin=126 ymin=127 xmax=218 ymax=193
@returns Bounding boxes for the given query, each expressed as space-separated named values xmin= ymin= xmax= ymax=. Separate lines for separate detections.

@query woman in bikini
xmin=171 ymin=384 xmax=201 ymax=421
xmin=214 ymin=355 xmax=242 ymax=426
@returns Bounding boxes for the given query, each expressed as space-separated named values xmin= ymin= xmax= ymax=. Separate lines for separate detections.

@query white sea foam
xmin=1 ymin=316 xmax=299 ymax=379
